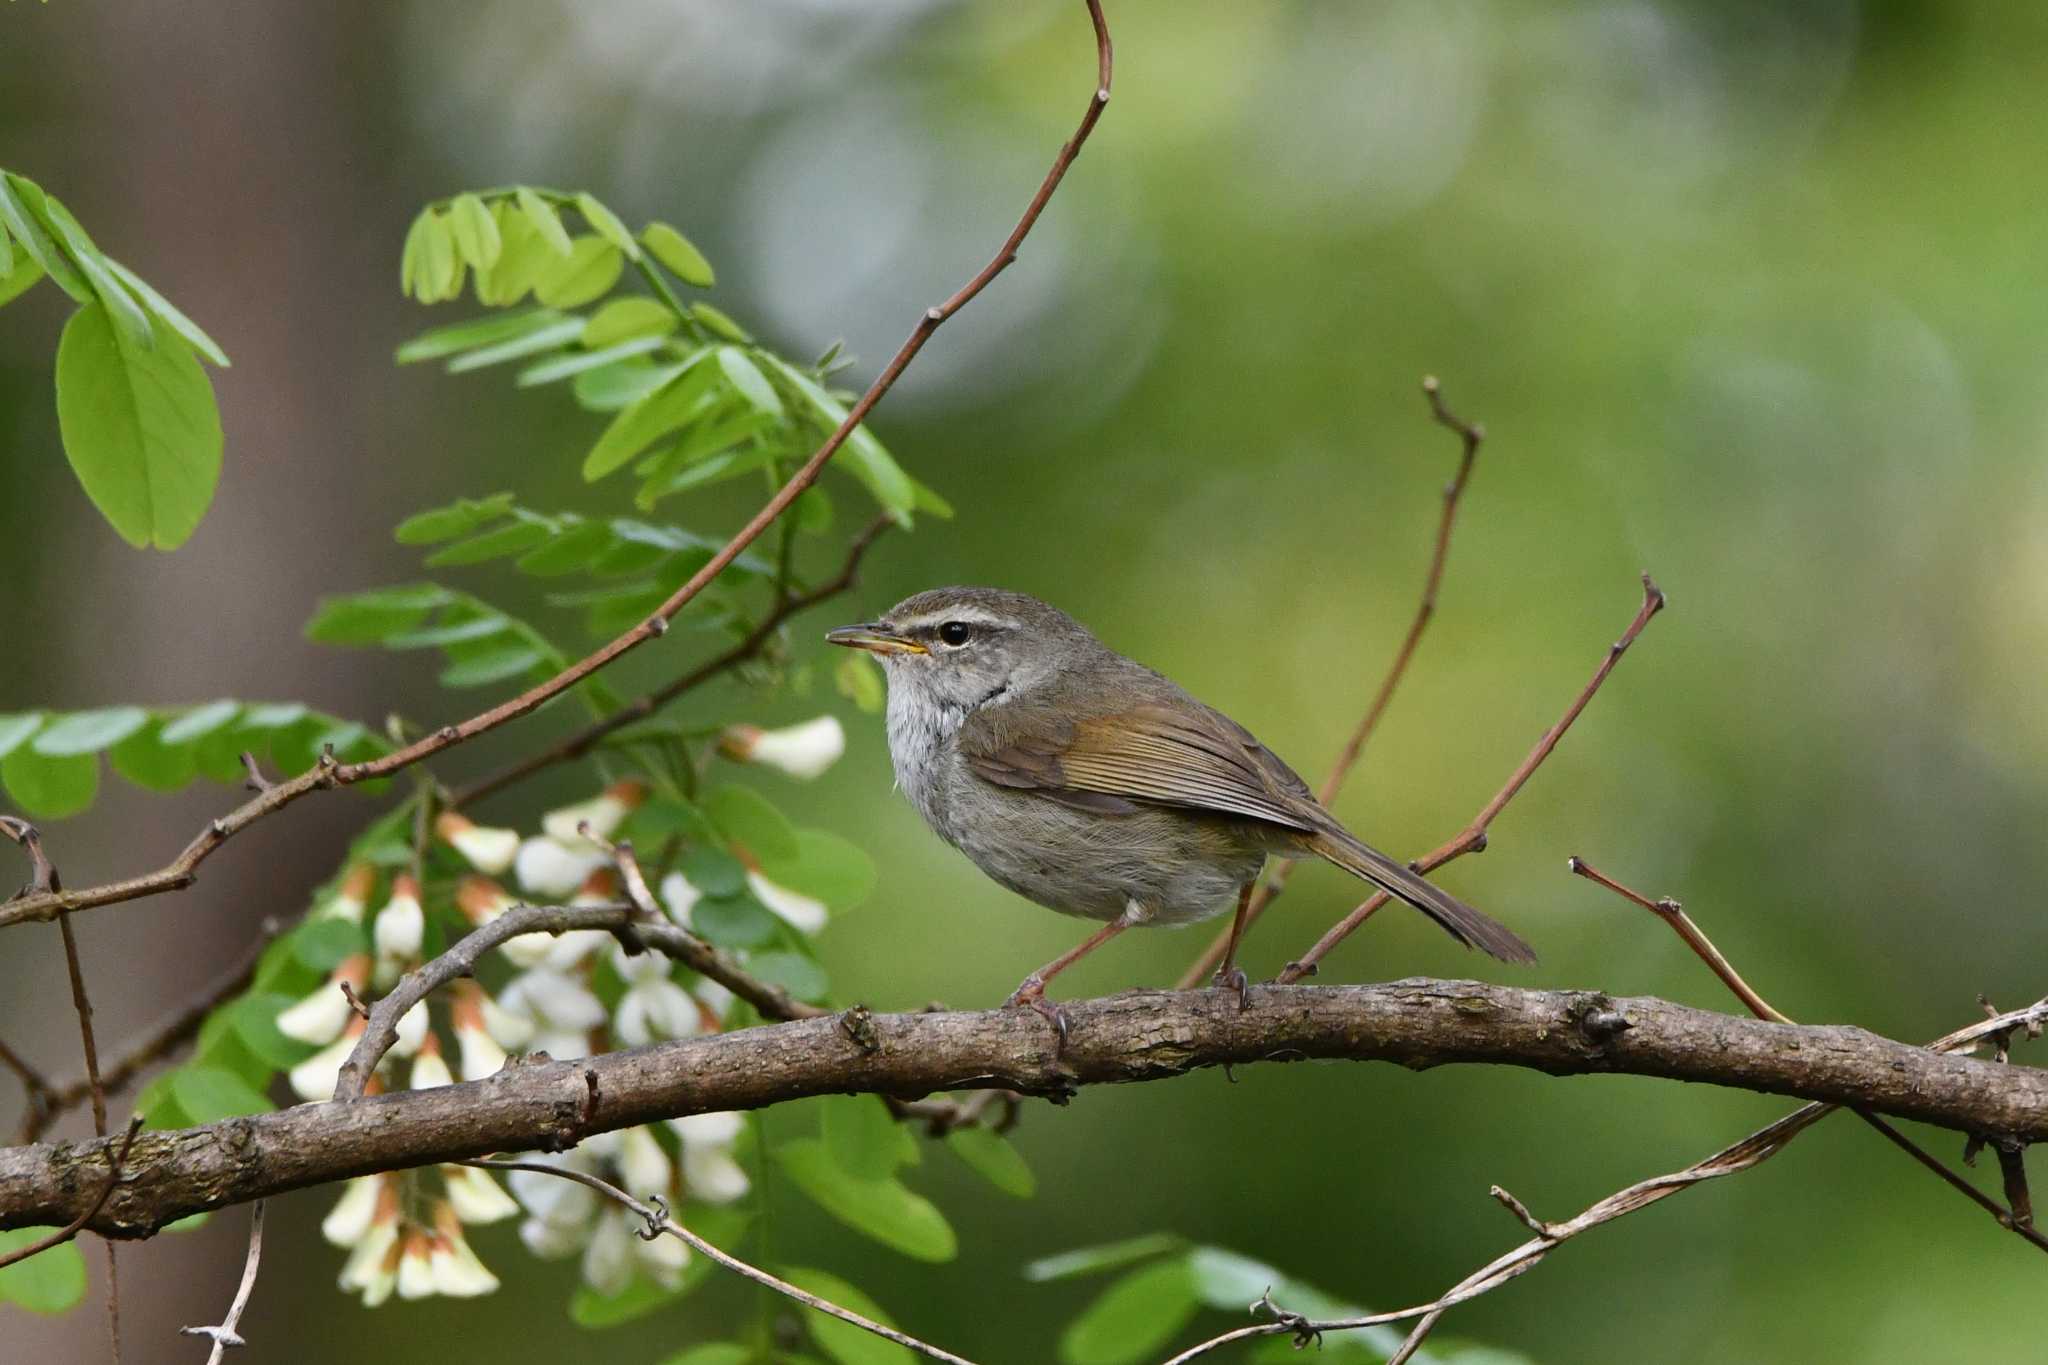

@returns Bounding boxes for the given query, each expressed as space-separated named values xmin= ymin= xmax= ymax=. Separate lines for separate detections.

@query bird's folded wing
xmin=960 ymin=702 xmax=1318 ymax=831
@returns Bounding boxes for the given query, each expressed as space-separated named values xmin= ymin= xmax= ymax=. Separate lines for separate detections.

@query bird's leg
xmin=1210 ymin=882 xmax=1255 ymax=1010
xmin=1006 ymin=905 xmax=1144 ymax=1048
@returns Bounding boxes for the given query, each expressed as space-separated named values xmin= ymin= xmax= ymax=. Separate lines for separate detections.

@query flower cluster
xmin=273 ymin=724 xmax=845 ymax=1305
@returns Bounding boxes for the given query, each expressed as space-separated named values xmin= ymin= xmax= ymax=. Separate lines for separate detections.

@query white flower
xmin=335 ymin=1177 xmax=401 ymax=1303
xmin=612 ymin=946 xmax=705 ymax=1047
xmin=670 ymin=1112 xmax=750 ymax=1204
xmin=451 ymin=983 xmax=512 ymax=1080
xmin=747 ymin=870 xmax=828 ymax=935
xmin=314 ymin=863 xmax=376 ymax=923
xmin=320 ymin=1175 xmax=384 ymax=1247
xmin=441 ymin=1165 xmax=520 ymax=1224
xmin=428 ymin=1201 xmax=501 ymax=1297
xmin=541 ymin=779 xmax=649 ymax=846
xmin=508 ymin=1134 xmax=687 ymax=1294
xmin=289 ymin=1021 xmax=364 ymax=1101
xmin=659 ymin=871 xmax=701 ymax=927
xmin=409 ymin=1036 xmax=453 ymax=1089
xmin=618 ymin=1125 xmax=673 ymax=1197
xmin=499 ymin=968 xmax=607 ymax=1034
xmin=275 ymin=955 xmax=370 ymax=1045
xmin=435 ymin=812 xmax=519 ymax=875
xmin=395 ymin=1230 xmax=436 ymax=1300
xmin=514 ymin=836 xmax=610 ymax=900
xmin=720 ymin=716 xmax=845 ymax=780
xmin=373 ymin=875 xmax=425 ymax=984
xmin=540 ymin=869 xmax=620 ymax=971
xmin=390 ymin=1000 xmax=430 ymax=1058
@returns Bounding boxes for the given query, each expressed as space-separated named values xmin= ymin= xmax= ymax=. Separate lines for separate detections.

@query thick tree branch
xmin=5 ymin=982 xmax=2043 ymax=1238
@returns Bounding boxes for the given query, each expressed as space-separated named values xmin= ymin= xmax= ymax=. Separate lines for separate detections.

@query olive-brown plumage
xmin=828 ymin=587 xmax=1533 ymax=1025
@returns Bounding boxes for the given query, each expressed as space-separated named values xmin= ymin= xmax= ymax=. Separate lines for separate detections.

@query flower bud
xmin=719 ymin=716 xmax=844 ymax=780
xmin=409 ymin=1032 xmax=453 ymax=1088
xmin=290 ymin=1019 xmax=365 ymax=1101
xmin=747 ymin=870 xmax=828 ymax=935
xmin=395 ymin=1228 xmax=437 ymax=1300
xmin=276 ymin=955 xmax=370 ymax=1045
xmin=315 ymin=863 xmax=377 ymax=923
xmin=320 ymin=1174 xmax=385 ymax=1247
xmin=434 ymin=811 xmax=519 ymax=875
xmin=542 ymin=779 xmax=649 ymax=846
xmin=451 ymin=982 xmax=511 ymax=1081
xmin=441 ymin=1164 xmax=520 ymax=1224
xmin=373 ymin=874 xmax=425 ymax=965
xmin=428 ymin=1201 xmax=501 ymax=1297
xmin=513 ymin=835 xmax=609 ymax=900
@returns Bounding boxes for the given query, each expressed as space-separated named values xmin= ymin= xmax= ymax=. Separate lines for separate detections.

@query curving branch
xmin=5 ymin=982 xmax=2043 ymax=1238
xmin=0 ymin=0 xmax=1116 ymax=937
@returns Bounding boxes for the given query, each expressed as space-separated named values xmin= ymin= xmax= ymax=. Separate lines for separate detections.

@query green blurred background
xmin=5 ymin=1 xmax=2047 ymax=1359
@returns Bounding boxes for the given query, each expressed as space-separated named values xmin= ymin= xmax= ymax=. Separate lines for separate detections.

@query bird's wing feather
xmin=960 ymin=701 xmax=1318 ymax=831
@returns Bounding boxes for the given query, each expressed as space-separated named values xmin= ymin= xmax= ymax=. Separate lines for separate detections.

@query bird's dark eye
xmin=937 ymin=621 xmax=973 ymax=647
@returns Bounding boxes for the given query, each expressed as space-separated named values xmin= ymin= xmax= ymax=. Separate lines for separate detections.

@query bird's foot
xmin=1211 ymin=964 xmax=1251 ymax=1011
xmin=1004 ymin=977 xmax=1070 ymax=1053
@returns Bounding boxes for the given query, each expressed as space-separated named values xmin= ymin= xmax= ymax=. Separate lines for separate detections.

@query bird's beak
xmin=825 ymin=623 xmax=927 ymax=656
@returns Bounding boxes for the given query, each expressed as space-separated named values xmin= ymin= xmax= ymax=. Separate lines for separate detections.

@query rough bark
xmin=4 ymin=979 xmax=2042 ymax=1237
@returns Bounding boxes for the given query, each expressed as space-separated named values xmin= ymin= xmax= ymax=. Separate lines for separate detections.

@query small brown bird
xmin=829 ymin=587 xmax=1532 ymax=1034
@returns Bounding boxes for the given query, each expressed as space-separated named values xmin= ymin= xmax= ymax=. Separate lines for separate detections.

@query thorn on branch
xmin=339 ymin=981 xmax=371 ymax=1021
xmin=1 ymin=815 xmax=61 ymax=896
xmin=1490 ymin=1184 xmax=1558 ymax=1240
xmin=238 ymin=752 xmax=273 ymax=793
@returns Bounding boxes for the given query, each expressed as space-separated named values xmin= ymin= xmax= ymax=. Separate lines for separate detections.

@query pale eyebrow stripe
xmin=895 ymin=606 xmax=1008 ymax=630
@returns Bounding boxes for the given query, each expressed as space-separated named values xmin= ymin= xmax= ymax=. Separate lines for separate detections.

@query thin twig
xmin=22 ymin=918 xmax=284 ymax=1142
xmin=1180 ymin=376 xmax=1487 ymax=988
xmin=455 ymin=514 xmax=894 ymax=809
xmin=0 ymin=0 xmax=1115 ymax=935
xmin=1567 ymin=855 xmax=2048 ymax=1259
xmin=466 ymin=1158 xmax=979 ymax=1364
xmin=179 ymin=1199 xmax=264 ymax=1363
xmin=1275 ymin=575 xmax=1665 ymax=982
xmin=1166 ymin=996 xmax=2048 ymax=1364
xmin=0 ymin=1116 xmax=140 ymax=1271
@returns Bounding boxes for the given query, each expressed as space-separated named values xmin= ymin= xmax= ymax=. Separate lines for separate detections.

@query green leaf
xmin=717 ymin=346 xmax=785 ymax=420
xmin=758 ymin=831 xmax=877 ymax=912
xmin=303 ymin=583 xmax=452 ymax=644
xmin=659 ymin=1346 xmax=753 ymax=1365
xmin=835 ymin=651 xmax=885 ymax=714
xmin=582 ymin=296 xmax=677 ymax=348
xmin=574 ymin=357 xmax=681 ymax=412
xmin=0 ymin=172 xmax=87 ymax=300
xmin=108 ymin=717 xmax=199 ymax=791
xmin=0 ymin=247 xmax=44 ymax=310
xmin=568 ymin=1273 xmax=690 ymax=1329
xmin=680 ymin=844 xmax=747 ymax=898
xmin=393 ymin=492 xmax=516 ymax=545
xmin=401 ymin=208 xmax=460 ymax=302
xmin=1184 ymin=1248 xmax=1284 ymax=1311
xmin=171 ymin=1064 xmax=274 ymax=1123
xmin=774 ymin=1139 xmax=957 ymax=1262
xmin=691 ymin=892 xmax=782 ymax=950
xmin=395 ymin=308 xmax=570 ymax=364
xmin=1059 ymin=1257 xmax=1201 ymax=1365
xmin=776 ymin=1265 xmax=915 ymax=1365
xmin=0 ymin=713 xmax=44 ymax=759
xmin=821 ymin=1095 xmax=904 ymax=1181
xmin=512 ymin=519 xmax=610 ymax=576
xmin=518 ymin=335 xmax=667 ymax=388
xmin=534 ymin=236 xmax=623 ymax=309
xmin=1 ymin=748 xmax=98 ymax=819
xmin=383 ymin=615 xmax=509 ymax=649
xmin=55 ymin=298 xmax=224 ymax=550
xmin=1024 ymin=1233 xmax=1186 ymax=1282
xmin=293 ymin=916 xmax=367 ymax=971
xmin=438 ymin=644 xmax=546 ymax=688
xmin=477 ymin=200 xmax=550 ymax=306
xmin=757 ymin=354 xmax=917 ymax=525
xmin=945 ymin=1127 xmax=1036 ymax=1199
xmin=159 ymin=700 xmax=242 ymax=743
xmin=444 ymin=316 xmax=588 ymax=374
xmin=30 ymin=706 xmax=148 ymax=756
xmin=706 ymin=785 xmax=800 ymax=864
xmin=517 ymin=187 xmax=575 ymax=256
xmin=642 ymin=221 xmax=715 ymax=287
xmin=424 ymin=517 xmax=554 ymax=567
xmin=0 ymin=1230 xmax=88 ymax=1315
xmin=102 ymin=257 xmax=230 ymax=367
xmin=583 ymin=351 xmax=718 ymax=480
xmin=446 ymin=192 xmax=503 ymax=271
xmin=747 ymin=950 xmax=830 ymax=1003
xmin=575 ymin=192 xmax=641 ymax=260
xmin=690 ymin=301 xmax=750 ymax=342
xmin=228 ymin=993 xmax=318 ymax=1068
xmin=38 ymin=193 xmax=155 ymax=347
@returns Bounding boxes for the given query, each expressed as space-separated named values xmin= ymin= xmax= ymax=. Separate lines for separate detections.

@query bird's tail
xmin=1305 ymin=827 xmax=1536 ymax=965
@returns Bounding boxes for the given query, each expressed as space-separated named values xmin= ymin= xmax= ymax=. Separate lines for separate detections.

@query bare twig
xmin=0 ymin=1116 xmax=140 ymax=1271
xmin=468 ymin=1158 xmax=978 ymax=1364
xmin=0 ymin=0 xmax=1115 ymax=935
xmin=455 ymin=514 xmax=895 ymax=809
xmin=22 ymin=918 xmax=284 ymax=1142
xmin=1169 ymin=996 xmax=2048 ymax=1364
xmin=1275 ymin=575 xmax=1665 ymax=982
xmin=16 ymin=984 xmax=2048 ymax=1238
xmin=1180 ymin=376 xmax=1488 ymax=988
xmin=179 ymin=1199 xmax=264 ymax=1363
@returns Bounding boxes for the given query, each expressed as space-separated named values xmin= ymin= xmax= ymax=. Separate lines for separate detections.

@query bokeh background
xmin=5 ymin=0 xmax=2048 ymax=1359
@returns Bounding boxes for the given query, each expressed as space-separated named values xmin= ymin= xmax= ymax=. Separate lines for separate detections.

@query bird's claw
xmin=1005 ymin=979 xmax=1071 ymax=1053
xmin=1211 ymin=965 xmax=1251 ymax=1011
